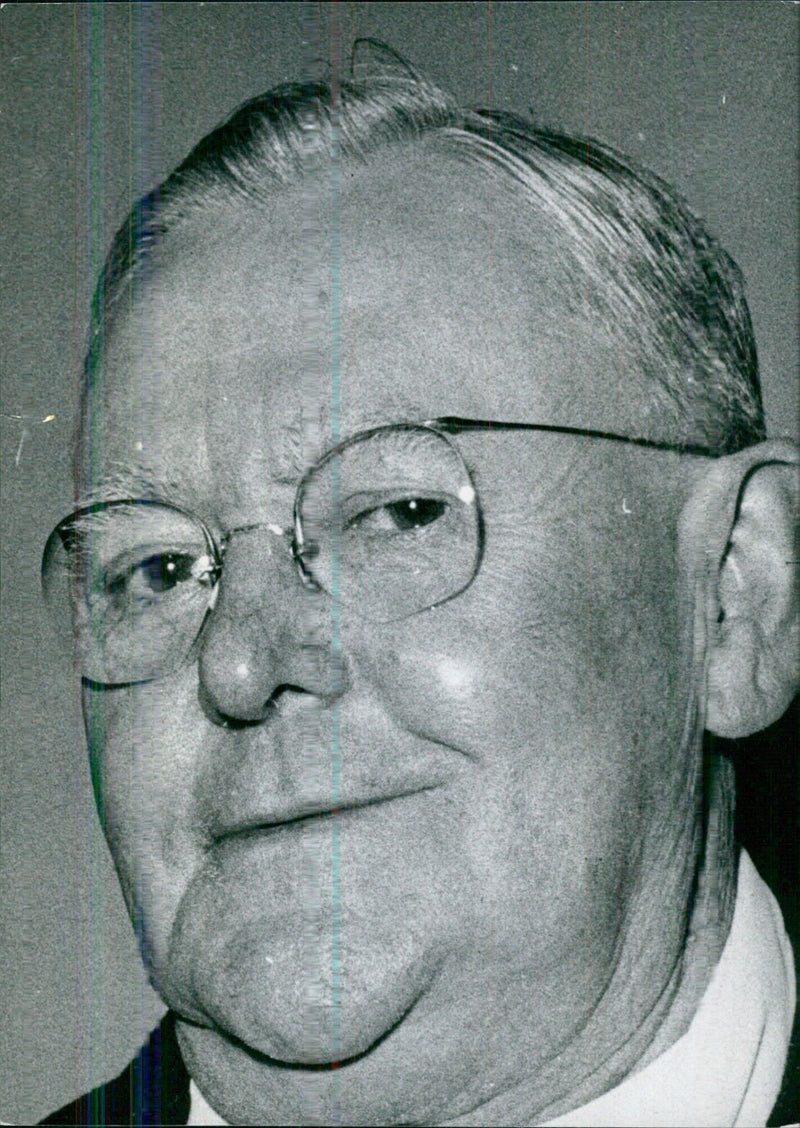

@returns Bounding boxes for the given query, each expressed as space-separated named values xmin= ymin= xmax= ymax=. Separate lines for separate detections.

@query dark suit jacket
xmin=39 ymin=1013 xmax=190 ymax=1127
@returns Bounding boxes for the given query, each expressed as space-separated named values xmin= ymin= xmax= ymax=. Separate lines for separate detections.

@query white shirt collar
xmin=543 ymin=849 xmax=795 ymax=1127
xmin=188 ymin=1078 xmax=228 ymax=1126
xmin=187 ymin=850 xmax=795 ymax=1127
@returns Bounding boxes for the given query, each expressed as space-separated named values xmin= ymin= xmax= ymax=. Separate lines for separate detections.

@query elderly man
xmin=39 ymin=51 xmax=797 ymax=1128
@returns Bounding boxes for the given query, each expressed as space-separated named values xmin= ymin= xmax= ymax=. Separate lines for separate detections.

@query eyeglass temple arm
xmin=426 ymin=416 xmax=717 ymax=456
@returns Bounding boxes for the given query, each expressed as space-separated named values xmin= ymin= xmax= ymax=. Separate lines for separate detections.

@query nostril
xmin=198 ymin=679 xmax=316 ymax=729
xmin=217 ymin=713 xmax=264 ymax=731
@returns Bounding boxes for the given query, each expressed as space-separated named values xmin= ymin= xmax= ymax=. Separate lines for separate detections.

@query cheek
xmin=361 ymin=615 xmax=511 ymax=753
xmin=82 ymin=671 xmax=208 ymax=962
xmin=356 ymin=558 xmax=646 ymax=761
xmin=357 ymin=608 xmax=644 ymax=970
xmin=353 ymin=515 xmax=686 ymax=870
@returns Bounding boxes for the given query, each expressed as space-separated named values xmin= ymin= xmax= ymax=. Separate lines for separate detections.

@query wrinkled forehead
xmin=81 ymin=145 xmax=651 ymax=513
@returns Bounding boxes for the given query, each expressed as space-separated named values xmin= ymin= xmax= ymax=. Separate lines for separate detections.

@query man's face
xmin=83 ymin=146 xmax=700 ymax=1121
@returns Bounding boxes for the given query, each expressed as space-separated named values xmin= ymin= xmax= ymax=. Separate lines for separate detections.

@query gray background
xmin=1 ymin=2 xmax=797 ymax=1121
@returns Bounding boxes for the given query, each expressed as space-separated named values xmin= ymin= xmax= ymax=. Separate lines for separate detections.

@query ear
xmin=681 ymin=440 xmax=799 ymax=738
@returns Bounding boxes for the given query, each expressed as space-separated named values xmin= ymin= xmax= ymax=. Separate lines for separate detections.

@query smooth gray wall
xmin=1 ymin=2 xmax=797 ymax=1121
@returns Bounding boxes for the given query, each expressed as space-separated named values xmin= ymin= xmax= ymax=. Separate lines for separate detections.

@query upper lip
xmin=209 ymin=785 xmax=436 ymax=843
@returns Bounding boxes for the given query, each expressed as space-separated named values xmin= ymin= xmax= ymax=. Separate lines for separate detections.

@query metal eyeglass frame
xmin=45 ymin=416 xmax=718 ymax=684
xmin=290 ymin=414 xmax=717 ymax=596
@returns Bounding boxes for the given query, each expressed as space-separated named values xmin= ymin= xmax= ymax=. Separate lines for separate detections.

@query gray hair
xmin=87 ymin=53 xmax=765 ymax=454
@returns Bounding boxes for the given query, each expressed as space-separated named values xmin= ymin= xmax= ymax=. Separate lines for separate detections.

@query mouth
xmin=209 ymin=786 xmax=437 ymax=845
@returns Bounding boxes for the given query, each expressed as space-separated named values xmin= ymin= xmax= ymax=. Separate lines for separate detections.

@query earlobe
xmin=702 ymin=445 xmax=799 ymax=738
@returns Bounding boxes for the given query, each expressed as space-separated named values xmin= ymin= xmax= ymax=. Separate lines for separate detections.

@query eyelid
xmin=60 ymin=501 xmax=225 ymax=566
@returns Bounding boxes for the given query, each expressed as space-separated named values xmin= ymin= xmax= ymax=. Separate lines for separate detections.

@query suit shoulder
xmin=38 ymin=1015 xmax=189 ymax=1127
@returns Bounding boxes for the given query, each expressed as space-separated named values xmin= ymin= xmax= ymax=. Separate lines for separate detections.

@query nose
xmin=197 ymin=528 xmax=349 ymax=723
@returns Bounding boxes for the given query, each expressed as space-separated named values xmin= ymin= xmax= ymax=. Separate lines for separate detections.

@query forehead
xmin=86 ymin=144 xmax=639 ymax=514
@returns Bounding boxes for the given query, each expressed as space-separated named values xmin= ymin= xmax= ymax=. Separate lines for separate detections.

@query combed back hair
xmin=88 ymin=48 xmax=765 ymax=454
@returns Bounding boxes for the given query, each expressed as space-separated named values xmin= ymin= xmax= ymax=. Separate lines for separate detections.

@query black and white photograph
xmin=1 ymin=3 xmax=798 ymax=1125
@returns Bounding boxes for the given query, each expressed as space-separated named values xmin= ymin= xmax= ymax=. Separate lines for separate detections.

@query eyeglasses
xmin=42 ymin=417 xmax=716 ymax=687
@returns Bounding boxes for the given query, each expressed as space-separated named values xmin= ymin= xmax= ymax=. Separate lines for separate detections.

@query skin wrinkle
xmin=446 ymin=958 xmax=660 ymax=1126
xmin=436 ymin=810 xmax=698 ymax=1125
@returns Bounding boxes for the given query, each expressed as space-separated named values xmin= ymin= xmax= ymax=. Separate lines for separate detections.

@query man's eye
xmin=105 ymin=552 xmax=212 ymax=601
xmin=349 ymin=497 xmax=448 ymax=534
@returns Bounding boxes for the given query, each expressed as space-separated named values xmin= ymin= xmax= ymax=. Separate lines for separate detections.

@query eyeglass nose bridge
xmin=281 ymin=513 xmax=325 ymax=594
xmin=291 ymin=539 xmax=325 ymax=591
xmin=287 ymin=422 xmax=486 ymax=623
xmin=224 ymin=520 xmax=321 ymax=594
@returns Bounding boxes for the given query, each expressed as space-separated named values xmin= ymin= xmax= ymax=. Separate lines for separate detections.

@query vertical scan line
xmin=300 ymin=5 xmax=321 ymax=1114
xmin=300 ymin=7 xmax=344 ymax=1119
xmin=329 ymin=7 xmax=343 ymax=1121
xmin=84 ymin=0 xmax=106 ymax=1095
xmin=130 ymin=5 xmax=162 ymax=1105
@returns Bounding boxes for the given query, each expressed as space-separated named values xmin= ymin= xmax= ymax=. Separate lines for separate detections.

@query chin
xmin=162 ymin=925 xmax=433 ymax=1065
xmin=158 ymin=857 xmax=439 ymax=1066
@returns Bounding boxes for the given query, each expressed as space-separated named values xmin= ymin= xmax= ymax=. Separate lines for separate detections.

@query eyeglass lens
xmin=297 ymin=425 xmax=480 ymax=619
xmin=42 ymin=501 xmax=221 ymax=685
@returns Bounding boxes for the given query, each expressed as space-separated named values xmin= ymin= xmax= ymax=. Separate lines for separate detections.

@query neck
xmin=449 ymin=751 xmax=739 ymax=1127
xmin=633 ymin=749 xmax=738 ymax=1067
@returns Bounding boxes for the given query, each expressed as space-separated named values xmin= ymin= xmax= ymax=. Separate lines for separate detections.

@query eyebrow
xmin=74 ymin=463 xmax=203 ymax=512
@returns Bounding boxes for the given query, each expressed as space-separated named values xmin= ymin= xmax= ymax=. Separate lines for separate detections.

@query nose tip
xmin=198 ymin=623 xmax=350 ymax=724
xmin=198 ymin=654 xmax=349 ymax=726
